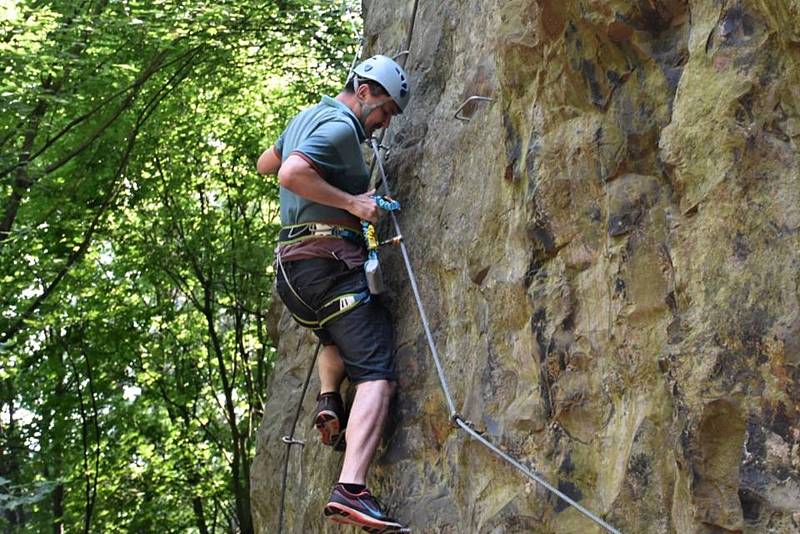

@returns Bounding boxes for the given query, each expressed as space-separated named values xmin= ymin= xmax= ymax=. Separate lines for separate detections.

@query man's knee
xmin=358 ymin=378 xmax=396 ymax=398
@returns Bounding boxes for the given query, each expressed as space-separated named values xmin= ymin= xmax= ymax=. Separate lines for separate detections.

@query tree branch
xmin=1 ymin=49 xmax=200 ymax=344
xmin=26 ymin=48 xmax=198 ymax=173
xmin=0 ymin=100 xmax=49 ymax=246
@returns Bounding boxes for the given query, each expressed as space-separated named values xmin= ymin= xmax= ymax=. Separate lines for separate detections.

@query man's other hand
xmin=348 ymin=190 xmax=379 ymax=224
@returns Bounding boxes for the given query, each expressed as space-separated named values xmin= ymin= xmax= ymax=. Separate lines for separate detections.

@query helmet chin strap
xmin=358 ymin=101 xmax=379 ymax=127
xmin=352 ymin=74 xmax=375 ymax=128
xmin=353 ymin=74 xmax=396 ymax=132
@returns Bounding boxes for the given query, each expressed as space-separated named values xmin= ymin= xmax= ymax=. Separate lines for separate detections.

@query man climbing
xmin=256 ymin=55 xmax=411 ymax=533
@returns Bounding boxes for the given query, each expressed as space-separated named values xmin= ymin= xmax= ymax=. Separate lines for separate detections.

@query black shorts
xmin=276 ymin=257 xmax=396 ymax=383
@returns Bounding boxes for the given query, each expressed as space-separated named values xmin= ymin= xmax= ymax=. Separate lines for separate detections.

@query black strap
xmin=289 ymin=290 xmax=371 ymax=330
xmin=278 ymin=223 xmax=363 ymax=246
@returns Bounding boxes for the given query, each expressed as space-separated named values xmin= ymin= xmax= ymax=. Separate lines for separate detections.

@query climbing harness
xmin=275 ymin=248 xmax=371 ymax=330
xmin=275 ymin=197 xmax=399 ymax=322
xmin=275 ymin=217 xmax=381 ymax=329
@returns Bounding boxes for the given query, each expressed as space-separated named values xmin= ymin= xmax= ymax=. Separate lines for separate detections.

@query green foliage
xmin=0 ymin=0 xmax=361 ymax=532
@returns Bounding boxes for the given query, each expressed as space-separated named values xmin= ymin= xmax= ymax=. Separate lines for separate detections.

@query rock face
xmin=251 ymin=1 xmax=800 ymax=532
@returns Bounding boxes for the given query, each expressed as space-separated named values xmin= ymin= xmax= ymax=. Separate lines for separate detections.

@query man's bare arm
xmin=278 ymin=154 xmax=379 ymax=223
xmin=257 ymin=145 xmax=282 ymax=175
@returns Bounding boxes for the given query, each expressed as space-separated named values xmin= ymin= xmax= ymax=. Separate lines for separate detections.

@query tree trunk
xmin=202 ymin=291 xmax=253 ymax=534
xmin=51 ymin=483 xmax=64 ymax=534
xmin=192 ymin=495 xmax=210 ymax=534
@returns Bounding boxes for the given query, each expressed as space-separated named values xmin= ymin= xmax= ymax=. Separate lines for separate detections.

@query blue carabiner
xmin=372 ymin=195 xmax=400 ymax=212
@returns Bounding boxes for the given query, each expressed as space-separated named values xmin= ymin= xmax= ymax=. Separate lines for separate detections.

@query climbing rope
xmin=277 ymin=340 xmax=322 ymax=534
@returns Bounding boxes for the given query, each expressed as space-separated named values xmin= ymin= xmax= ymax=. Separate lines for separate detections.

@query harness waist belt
xmin=278 ymin=223 xmax=363 ymax=246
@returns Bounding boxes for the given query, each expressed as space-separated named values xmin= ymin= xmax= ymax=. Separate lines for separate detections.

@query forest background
xmin=0 ymin=1 xmax=360 ymax=532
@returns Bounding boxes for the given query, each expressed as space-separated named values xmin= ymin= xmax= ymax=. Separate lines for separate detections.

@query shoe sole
xmin=323 ymin=503 xmax=406 ymax=533
xmin=314 ymin=410 xmax=342 ymax=447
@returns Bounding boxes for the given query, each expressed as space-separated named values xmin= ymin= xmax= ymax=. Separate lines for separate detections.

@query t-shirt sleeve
xmin=291 ymin=120 xmax=356 ymax=179
xmin=274 ymin=132 xmax=285 ymax=157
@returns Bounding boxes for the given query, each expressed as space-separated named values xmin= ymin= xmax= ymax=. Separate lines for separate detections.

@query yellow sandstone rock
xmin=252 ymin=1 xmax=800 ymax=532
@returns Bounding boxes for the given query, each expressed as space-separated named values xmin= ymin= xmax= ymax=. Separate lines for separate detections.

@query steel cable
xmin=370 ymin=139 xmax=457 ymax=418
xmin=277 ymin=340 xmax=322 ymax=534
xmin=455 ymin=418 xmax=621 ymax=533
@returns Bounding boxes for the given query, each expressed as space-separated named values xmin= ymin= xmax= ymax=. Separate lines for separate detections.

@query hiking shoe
xmin=314 ymin=392 xmax=346 ymax=449
xmin=323 ymin=484 xmax=405 ymax=533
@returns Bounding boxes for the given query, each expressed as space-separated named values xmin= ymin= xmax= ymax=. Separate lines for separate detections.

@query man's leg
xmin=338 ymin=379 xmax=396 ymax=484
xmin=320 ymin=296 xmax=403 ymax=529
xmin=323 ymin=378 xmax=404 ymax=531
xmin=314 ymin=344 xmax=348 ymax=447
xmin=318 ymin=344 xmax=346 ymax=393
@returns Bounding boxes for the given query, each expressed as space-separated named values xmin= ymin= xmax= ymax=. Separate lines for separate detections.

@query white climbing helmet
xmin=350 ymin=55 xmax=411 ymax=114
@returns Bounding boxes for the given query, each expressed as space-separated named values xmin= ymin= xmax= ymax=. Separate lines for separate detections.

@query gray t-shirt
xmin=274 ymin=96 xmax=369 ymax=268
xmin=275 ymin=95 xmax=369 ymax=227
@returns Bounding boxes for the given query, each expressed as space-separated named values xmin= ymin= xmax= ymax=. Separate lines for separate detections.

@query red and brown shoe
xmin=323 ymin=484 xmax=407 ymax=533
xmin=314 ymin=392 xmax=347 ymax=450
